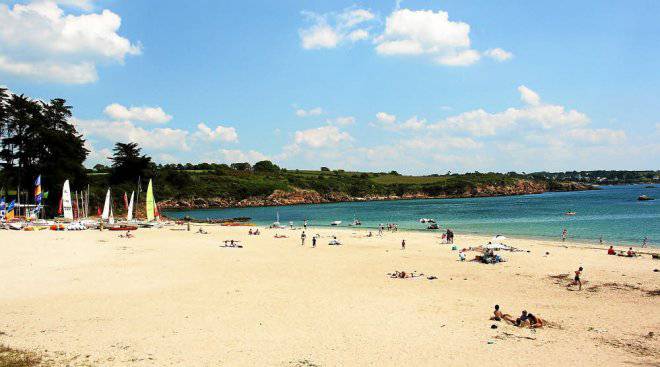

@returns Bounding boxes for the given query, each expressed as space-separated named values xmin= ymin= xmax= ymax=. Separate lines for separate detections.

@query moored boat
xmin=638 ymin=195 xmax=654 ymax=201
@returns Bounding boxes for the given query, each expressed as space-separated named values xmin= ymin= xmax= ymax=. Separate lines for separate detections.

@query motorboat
xmin=638 ymin=195 xmax=655 ymax=201
xmin=331 ymin=221 xmax=342 ymax=226
xmin=565 ymin=212 xmax=576 ymax=216
xmin=351 ymin=219 xmax=362 ymax=226
xmin=427 ymin=223 xmax=439 ymax=230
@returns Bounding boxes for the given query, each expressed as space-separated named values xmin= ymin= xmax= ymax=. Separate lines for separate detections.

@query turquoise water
xmin=165 ymin=184 xmax=659 ymax=246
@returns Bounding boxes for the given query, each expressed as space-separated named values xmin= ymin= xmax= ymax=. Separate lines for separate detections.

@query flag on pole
xmin=34 ymin=175 xmax=42 ymax=204
xmin=6 ymin=200 xmax=15 ymax=220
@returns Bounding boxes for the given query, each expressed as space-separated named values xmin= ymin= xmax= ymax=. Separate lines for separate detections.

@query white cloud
xmin=295 ymin=107 xmax=323 ymax=117
xmin=219 ymin=149 xmax=270 ymax=163
xmin=55 ymin=0 xmax=94 ymax=11
xmin=195 ymin=123 xmax=239 ymax=142
xmin=327 ymin=116 xmax=355 ymax=126
xmin=103 ymin=103 xmax=172 ymax=124
xmin=376 ymin=112 xmax=396 ymax=124
xmin=484 ymin=48 xmax=513 ymax=62
xmin=436 ymin=49 xmax=481 ymax=66
xmin=72 ymin=118 xmax=190 ymax=151
xmin=432 ymin=86 xmax=589 ymax=136
xmin=518 ymin=85 xmax=540 ymax=106
xmin=375 ymin=9 xmax=486 ymax=66
xmin=563 ymin=128 xmax=626 ymax=145
xmin=294 ymin=125 xmax=352 ymax=148
xmin=374 ymin=114 xmax=425 ymax=131
xmin=300 ymin=8 xmax=375 ymax=49
xmin=83 ymin=140 xmax=111 ymax=165
xmin=0 ymin=1 xmax=140 ymax=84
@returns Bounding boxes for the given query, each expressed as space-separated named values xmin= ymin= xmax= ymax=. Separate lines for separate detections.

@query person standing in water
xmin=562 ymin=228 xmax=567 ymax=242
xmin=303 ymin=219 xmax=307 ymax=230
xmin=642 ymin=237 xmax=648 ymax=248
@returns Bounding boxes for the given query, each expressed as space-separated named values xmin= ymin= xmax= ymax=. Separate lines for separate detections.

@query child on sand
xmin=401 ymin=239 xmax=406 ymax=250
xmin=490 ymin=305 xmax=515 ymax=324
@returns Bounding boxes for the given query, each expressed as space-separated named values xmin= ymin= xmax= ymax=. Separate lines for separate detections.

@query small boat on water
xmin=427 ymin=223 xmax=440 ymax=230
xmin=638 ymin=195 xmax=655 ymax=201
xmin=350 ymin=219 xmax=362 ymax=226
xmin=565 ymin=212 xmax=577 ymax=216
xmin=419 ymin=218 xmax=436 ymax=223
xmin=331 ymin=221 xmax=342 ymax=226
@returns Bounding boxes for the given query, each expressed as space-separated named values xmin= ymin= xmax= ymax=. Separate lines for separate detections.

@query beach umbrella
xmin=485 ymin=243 xmax=508 ymax=250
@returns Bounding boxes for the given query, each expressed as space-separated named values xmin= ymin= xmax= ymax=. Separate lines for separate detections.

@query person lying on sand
xmin=119 ymin=231 xmax=134 ymax=238
xmin=222 ymin=240 xmax=243 ymax=248
xmin=274 ymin=234 xmax=288 ymax=238
xmin=197 ymin=228 xmax=208 ymax=234
xmin=515 ymin=310 xmax=544 ymax=328
xmin=389 ymin=271 xmax=423 ymax=279
xmin=490 ymin=305 xmax=515 ymax=324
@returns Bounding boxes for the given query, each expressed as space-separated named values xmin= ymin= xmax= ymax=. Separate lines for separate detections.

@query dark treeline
xmin=0 ymin=87 xmax=88 ymax=215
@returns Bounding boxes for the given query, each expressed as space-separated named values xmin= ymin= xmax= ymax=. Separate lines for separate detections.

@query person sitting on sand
xmin=366 ymin=231 xmax=373 ymax=238
xmin=254 ymin=229 xmax=260 ymax=235
xmin=248 ymin=229 xmax=253 ymax=235
xmin=627 ymin=247 xmax=636 ymax=257
xmin=607 ymin=246 xmax=616 ymax=255
xmin=490 ymin=305 xmax=515 ymax=324
xmin=459 ymin=251 xmax=466 ymax=261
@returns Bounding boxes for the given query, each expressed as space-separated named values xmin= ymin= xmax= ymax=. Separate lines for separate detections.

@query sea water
xmin=165 ymin=184 xmax=659 ymax=246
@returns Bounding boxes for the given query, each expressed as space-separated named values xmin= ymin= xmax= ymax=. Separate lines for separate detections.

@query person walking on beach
xmin=312 ymin=235 xmax=316 ymax=248
xmin=562 ymin=228 xmax=567 ymax=242
xmin=301 ymin=231 xmax=306 ymax=246
xmin=570 ymin=267 xmax=583 ymax=290
xmin=401 ymin=239 xmax=406 ymax=250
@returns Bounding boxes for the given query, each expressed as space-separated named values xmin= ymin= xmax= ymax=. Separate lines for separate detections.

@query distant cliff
xmin=159 ymin=179 xmax=594 ymax=210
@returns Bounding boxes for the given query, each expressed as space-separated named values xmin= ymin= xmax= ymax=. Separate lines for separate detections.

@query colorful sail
xmin=123 ymin=192 xmax=129 ymax=210
xmin=62 ymin=180 xmax=73 ymax=220
xmin=6 ymin=200 xmax=15 ymax=221
xmin=34 ymin=175 xmax=42 ymax=204
xmin=146 ymin=179 xmax=155 ymax=221
xmin=101 ymin=189 xmax=111 ymax=220
xmin=127 ymin=191 xmax=134 ymax=221
xmin=0 ymin=197 xmax=5 ymax=220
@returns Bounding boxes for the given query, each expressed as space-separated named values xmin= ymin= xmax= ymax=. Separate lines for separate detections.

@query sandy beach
xmin=1 ymin=225 xmax=658 ymax=366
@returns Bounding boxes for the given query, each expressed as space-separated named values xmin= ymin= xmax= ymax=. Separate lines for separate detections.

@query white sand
xmin=1 ymin=225 xmax=658 ymax=366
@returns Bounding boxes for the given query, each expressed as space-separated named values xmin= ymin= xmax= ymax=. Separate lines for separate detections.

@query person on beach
xmin=491 ymin=305 xmax=515 ymax=324
xmin=301 ymin=231 xmax=306 ymax=246
xmin=515 ymin=310 xmax=543 ymax=328
xmin=607 ymin=246 xmax=616 ymax=255
xmin=599 ymin=236 xmax=603 ymax=245
xmin=459 ymin=251 xmax=466 ymax=261
xmin=401 ymin=239 xmax=406 ymax=250
xmin=304 ymin=220 xmax=307 ymax=230
xmin=569 ymin=267 xmax=583 ymax=290
xmin=312 ymin=236 xmax=316 ymax=248
xmin=562 ymin=228 xmax=567 ymax=242
xmin=642 ymin=237 xmax=648 ymax=248
xmin=627 ymin=247 xmax=636 ymax=257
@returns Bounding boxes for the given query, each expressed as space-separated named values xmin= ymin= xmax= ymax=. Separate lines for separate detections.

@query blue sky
xmin=1 ymin=0 xmax=658 ymax=173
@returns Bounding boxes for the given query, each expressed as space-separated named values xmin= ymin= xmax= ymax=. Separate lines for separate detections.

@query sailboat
xmin=146 ymin=179 xmax=155 ymax=222
xmin=62 ymin=180 xmax=74 ymax=220
xmin=101 ymin=189 xmax=111 ymax=221
xmin=270 ymin=211 xmax=284 ymax=229
xmin=127 ymin=191 xmax=134 ymax=221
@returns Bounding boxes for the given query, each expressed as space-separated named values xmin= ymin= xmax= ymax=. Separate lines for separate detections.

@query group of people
xmin=300 ymin=231 xmax=321 ymax=247
xmin=491 ymin=305 xmax=544 ymax=328
xmin=378 ymin=223 xmax=398 ymax=235
xmin=441 ymin=229 xmax=454 ymax=244
xmin=607 ymin=246 xmax=638 ymax=257
xmin=248 ymin=228 xmax=261 ymax=235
